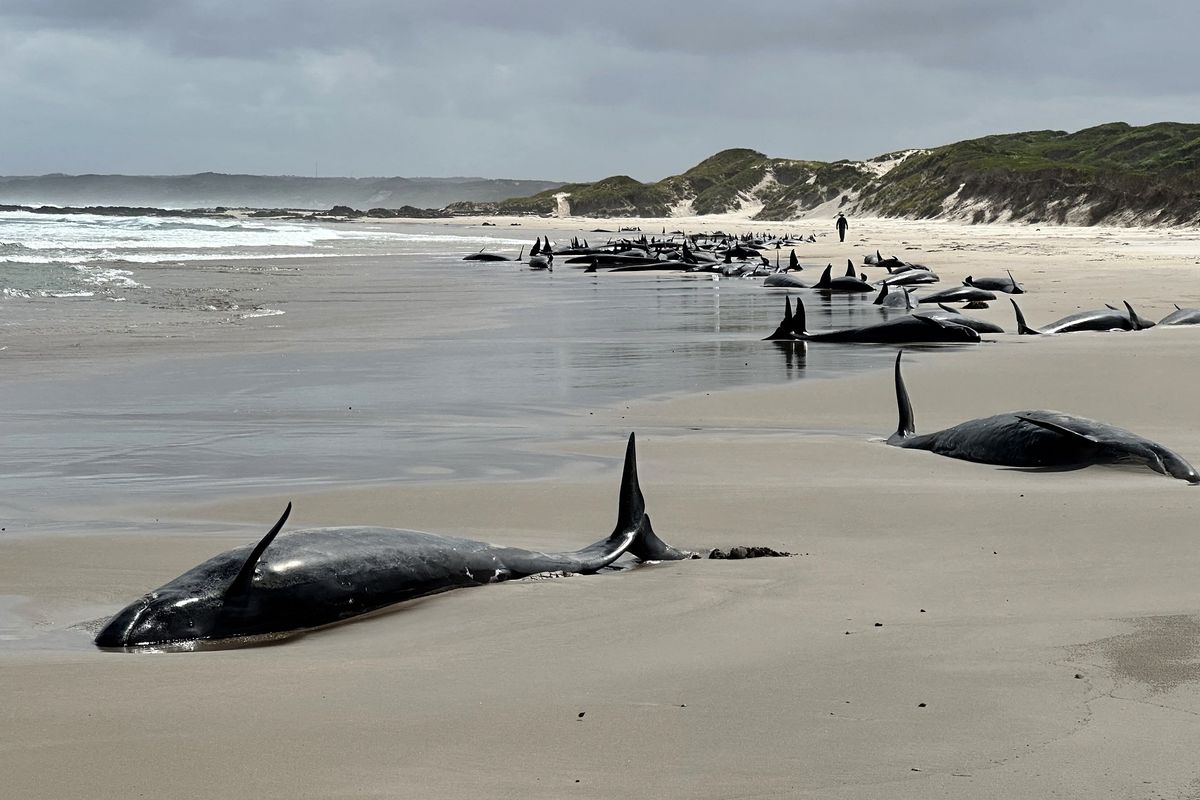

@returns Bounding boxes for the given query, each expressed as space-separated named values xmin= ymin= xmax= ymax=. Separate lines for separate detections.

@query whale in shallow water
xmin=95 ymin=435 xmax=696 ymax=650
xmin=814 ymin=263 xmax=873 ymax=294
xmin=884 ymin=351 xmax=1199 ymax=484
xmin=463 ymin=246 xmax=524 ymax=262
xmin=764 ymin=297 xmax=979 ymax=344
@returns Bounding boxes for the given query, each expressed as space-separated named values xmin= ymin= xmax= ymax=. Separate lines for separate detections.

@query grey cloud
xmin=1 ymin=1 xmax=1197 ymax=180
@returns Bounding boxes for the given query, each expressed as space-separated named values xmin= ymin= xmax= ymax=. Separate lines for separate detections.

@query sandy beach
xmin=3 ymin=214 xmax=1200 ymax=798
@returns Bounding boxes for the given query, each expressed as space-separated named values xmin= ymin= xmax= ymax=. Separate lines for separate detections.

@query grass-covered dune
xmin=468 ymin=122 xmax=1200 ymax=226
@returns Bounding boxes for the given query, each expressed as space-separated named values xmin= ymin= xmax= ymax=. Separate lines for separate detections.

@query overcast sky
xmin=2 ymin=0 xmax=1196 ymax=181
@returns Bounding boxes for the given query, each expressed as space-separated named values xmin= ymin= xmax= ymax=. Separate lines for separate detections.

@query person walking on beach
xmin=835 ymin=212 xmax=849 ymax=242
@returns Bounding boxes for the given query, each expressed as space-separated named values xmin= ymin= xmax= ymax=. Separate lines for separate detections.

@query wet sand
xmin=3 ymin=216 xmax=1200 ymax=798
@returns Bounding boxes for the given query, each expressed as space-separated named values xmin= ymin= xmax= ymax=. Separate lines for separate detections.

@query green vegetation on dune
xmin=859 ymin=123 xmax=1200 ymax=224
xmin=475 ymin=122 xmax=1200 ymax=226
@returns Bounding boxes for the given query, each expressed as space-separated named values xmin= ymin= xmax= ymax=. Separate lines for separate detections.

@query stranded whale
xmin=764 ymin=297 xmax=980 ymax=344
xmin=95 ymin=434 xmax=696 ymax=650
xmin=884 ymin=351 xmax=1198 ymax=483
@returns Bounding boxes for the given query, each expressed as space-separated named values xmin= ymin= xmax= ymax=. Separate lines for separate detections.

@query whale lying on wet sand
xmin=764 ymin=297 xmax=980 ymax=344
xmin=1011 ymin=299 xmax=1150 ymax=334
xmin=95 ymin=435 xmax=698 ymax=650
xmin=964 ymin=270 xmax=1024 ymax=294
xmin=885 ymin=351 xmax=1198 ymax=484
xmin=1159 ymin=305 xmax=1200 ymax=326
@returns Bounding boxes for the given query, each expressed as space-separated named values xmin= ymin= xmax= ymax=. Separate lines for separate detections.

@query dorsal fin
xmin=1124 ymin=300 xmax=1154 ymax=330
xmin=789 ymin=249 xmax=798 ymax=269
xmin=530 ymin=238 xmax=541 ymax=257
xmin=902 ymin=287 xmax=915 ymax=310
xmin=1010 ymin=299 xmax=1039 ymax=335
xmin=888 ymin=350 xmax=916 ymax=443
xmin=845 ymin=259 xmax=856 ymax=277
xmin=873 ymin=282 xmax=889 ymax=305
xmin=792 ymin=296 xmax=808 ymax=336
xmin=224 ymin=503 xmax=292 ymax=601
xmin=963 ymin=275 xmax=973 ymax=286
xmin=816 ymin=264 xmax=832 ymax=288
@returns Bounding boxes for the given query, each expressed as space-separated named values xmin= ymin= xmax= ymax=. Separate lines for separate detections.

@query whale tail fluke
xmin=886 ymin=350 xmax=916 ymax=445
xmin=1010 ymin=299 xmax=1039 ymax=335
xmin=612 ymin=434 xmax=694 ymax=561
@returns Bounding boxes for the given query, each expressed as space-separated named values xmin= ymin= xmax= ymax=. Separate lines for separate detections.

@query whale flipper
xmin=1014 ymin=415 xmax=1102 ymax=445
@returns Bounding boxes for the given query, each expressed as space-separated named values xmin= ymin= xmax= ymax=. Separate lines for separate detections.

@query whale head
xmin=1153 ymin=446 xmax=1200 ymax=485
xmin=96 ymin=504 xmax=294 ymax=649
xmin=94 ymin=588 xmax=226 ymax=649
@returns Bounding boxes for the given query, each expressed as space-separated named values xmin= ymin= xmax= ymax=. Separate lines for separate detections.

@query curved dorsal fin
xmin=888 ymin=350 xmax=916 ymax=443
xmin=845 ymin=259 xmax=856 ymax=277
xmin=816 ymin=264 xmax=832 ymax=288
xmin=792 ymin=296 xmax=808 ymax=336
xmin=225 ymin=503 xmax=292 ymax=600
xmin=1010 ymin=298 xmax=1039 ymax=335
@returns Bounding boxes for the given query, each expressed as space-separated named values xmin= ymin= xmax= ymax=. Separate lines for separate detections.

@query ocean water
xmin=0 ymin=213 xmax=965 ymax=534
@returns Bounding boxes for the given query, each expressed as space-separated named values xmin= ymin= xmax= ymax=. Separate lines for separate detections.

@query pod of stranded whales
xmin=91 ymin=232 xmax=1200 ymax=651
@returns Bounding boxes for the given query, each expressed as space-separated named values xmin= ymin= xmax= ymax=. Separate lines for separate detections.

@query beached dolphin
xmin=964 ymin=270 xmax=1024 ymax=294
xmin=879 ymin=269 xmax=940 ymax=287
xmin=1159 ymin=305 xmax=1200 ymax=326
xmin=95 ymin=435 xmax=696 ymax=650
xmin=872 ymin=282 xmax=916 ymax=309
xmin=915 ymin=304 xmax=1005 ymax=334
xmin=885 ymin=351 xmax=1198 ymax=483
xmin=814 ymin=263 xmax=873 ymax=293
xmin=463 ymin=246 xmax=523 ymax=262
xmin=764 ymin=272 xmax=810 ymax=288
xmin=764 ymin=297 xmax=979 ymax=344
xmin=1010 ymin=299 xmax=1149 ymax=334
xmin=917 ymin=286 xmax=997 ymax=305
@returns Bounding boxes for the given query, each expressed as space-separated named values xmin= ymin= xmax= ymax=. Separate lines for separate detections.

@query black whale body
xmin=95 ymin=435 xmax=693 ymax=650
xmin=764 ymin=296 xmax=980 ymax=344
xmin=885 ymin=351 xmax=1198 ymax=483
xmin=1010 ymin=299 xmax=1151 ymax=334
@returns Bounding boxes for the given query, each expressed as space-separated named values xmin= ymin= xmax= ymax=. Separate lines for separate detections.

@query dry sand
xmin=4 ymin=215 xmax=1200 ymax=798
